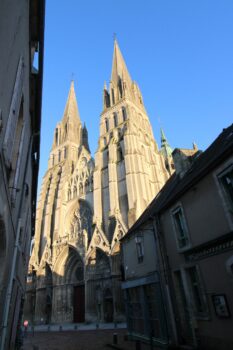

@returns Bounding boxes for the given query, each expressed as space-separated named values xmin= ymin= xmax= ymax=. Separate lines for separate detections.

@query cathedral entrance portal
xmin=73 ymin=285 xmax=85 ymax=322
xmin=51 ymin=246 xmax=85 ymax=323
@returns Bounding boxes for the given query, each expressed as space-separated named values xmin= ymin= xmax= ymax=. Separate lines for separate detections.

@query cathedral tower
xmin=26 ymin=82 xmax=94 ymax=324
xmin=85 ymin=40 xmax=170 ymax=322
xmin=93 ymin=40 xmax=169 ymax=233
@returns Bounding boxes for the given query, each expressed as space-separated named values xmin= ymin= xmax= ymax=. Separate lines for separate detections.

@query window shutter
xmin=3 ymin=56 xmax=24 ymax=168
xmin=11 ymin=123 xmax=25 ymax=204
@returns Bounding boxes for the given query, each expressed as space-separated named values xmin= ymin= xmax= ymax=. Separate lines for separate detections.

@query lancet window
xmin=105 ymin=119 xmax=109 ymax=133
xmin=113 ymin=112 xmax=118 ymax=127
xmin=122 ymin=107 xmax=127 ymax=121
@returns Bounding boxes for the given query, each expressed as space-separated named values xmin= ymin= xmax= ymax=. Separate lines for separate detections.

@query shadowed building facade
xmin=0 ymin=0 xmax=45 ymax=348
xmin=24 ymin=40 xmax=171 ymax=324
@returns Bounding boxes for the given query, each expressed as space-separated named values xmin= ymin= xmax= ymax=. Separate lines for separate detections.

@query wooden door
xmin=73 ymin=285 xmax=85 ymax=323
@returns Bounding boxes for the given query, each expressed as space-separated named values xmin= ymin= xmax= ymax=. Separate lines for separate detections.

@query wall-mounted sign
xmin=212 ymin=294 xmax=231 ymax=318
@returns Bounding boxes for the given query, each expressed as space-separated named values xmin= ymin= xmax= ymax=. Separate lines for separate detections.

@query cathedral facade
xmin=24 ymin=40 xmax=172 ymax=324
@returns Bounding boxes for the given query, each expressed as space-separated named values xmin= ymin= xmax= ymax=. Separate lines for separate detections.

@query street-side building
xmin=0 ymin=0 xmax=45 ymax=349
xmin=24 ymin=40 xmax=172 ymax=325
xmin=121 ymin=124 xmax=233 ymax=349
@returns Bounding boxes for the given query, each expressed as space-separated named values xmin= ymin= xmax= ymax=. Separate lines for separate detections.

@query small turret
xmin=160 ymin=128 xmax=174 ymax=175
xmin=81 ymin=123 xmax=90 ymax=152
xmin=103 ymin=81 xmax=110 ymax=109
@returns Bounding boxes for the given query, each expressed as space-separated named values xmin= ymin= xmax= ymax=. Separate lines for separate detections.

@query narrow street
xmin=22 ymin=328 xmax=153 ymax=350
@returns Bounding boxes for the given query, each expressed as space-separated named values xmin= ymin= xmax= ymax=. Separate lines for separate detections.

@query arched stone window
xmin=113 ymin=113 xmax=118 ymax=127
xmin=55 ymin=128 xmax=59 ymax=145
xmin=85 ymin=179 xmax=89 ymax=191
xmin=111 ymin=88 xmax=115 ymax=105
xmin=117 ymin=144 xmax=123 ymax=162
xmin=118 ymin=78 xmax=123 ymax=98
xmin=79 ymin=182 xmax=83 ymax=195
xmin=64 ymin=123 xmax=68 ymax=136
xmin=105 ymin=119 xmax=109 ymax=133
xmin=122 ymin=107 xmax=127 ymax=121
xmin=73 ymin=186 xmax=77 ymax=198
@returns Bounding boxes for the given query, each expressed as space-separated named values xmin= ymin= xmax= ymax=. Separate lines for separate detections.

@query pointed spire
xmin=161 ymin=128 xmax=167 ymax=143
xmin=52 ymin=81 xmax=82 ymax=150
xmin=62 ymin=81 xmax=81 ymax=125
xmin=111 ymin=39 xmax=132 ymax=87
xmin=193 ymin=141 xmax=198 ymax=150
xmin=160 ymin=128 xmax=173 ymax=158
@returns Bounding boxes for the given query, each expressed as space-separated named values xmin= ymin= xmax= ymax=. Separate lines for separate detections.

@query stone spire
xmin=104 ymin=39 xmax=145 ymax=109
xmin=52 ymin=81 xmax=82 ymax=150
xmin=111 ymin=39 xmax=132 ymax=88
xmin=62 ymin=80 xmax=81 ymax=126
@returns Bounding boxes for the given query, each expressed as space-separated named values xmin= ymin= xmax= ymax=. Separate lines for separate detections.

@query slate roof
xmin=122 ymin=123 xmax=233 ymax=240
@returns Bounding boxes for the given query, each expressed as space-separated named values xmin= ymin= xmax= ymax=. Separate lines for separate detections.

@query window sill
xmin=177 ymin=244 xmax=192 ymax=253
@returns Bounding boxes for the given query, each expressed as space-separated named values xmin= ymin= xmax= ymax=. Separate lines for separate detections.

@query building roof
xmin=122 ymin=123 xmax=233 ymax=240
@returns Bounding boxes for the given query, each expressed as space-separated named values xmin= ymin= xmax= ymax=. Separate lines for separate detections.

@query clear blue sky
xmin=39 ymin=0 xmax=233 ymax=191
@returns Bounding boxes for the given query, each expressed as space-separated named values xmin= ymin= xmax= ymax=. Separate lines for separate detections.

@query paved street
xmin=22 ymin=328 xmax=153 ymax=350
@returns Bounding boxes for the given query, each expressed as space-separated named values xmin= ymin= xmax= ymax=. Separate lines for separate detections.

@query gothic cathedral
xmin=24 ymin=40 xmax=172 ymax=324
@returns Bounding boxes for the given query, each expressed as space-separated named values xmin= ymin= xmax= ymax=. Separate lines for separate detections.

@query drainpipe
xmin=152 ymin=215 xmax=178 ymax=346
xmin=0 ymin=135 xmax=33 ymax=350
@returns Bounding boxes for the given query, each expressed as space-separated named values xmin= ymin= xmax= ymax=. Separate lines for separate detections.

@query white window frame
xmin=171 ymin=204 xmax=190 ymax=251
xmin=185 ymin=265 xmax=209 ymax=318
